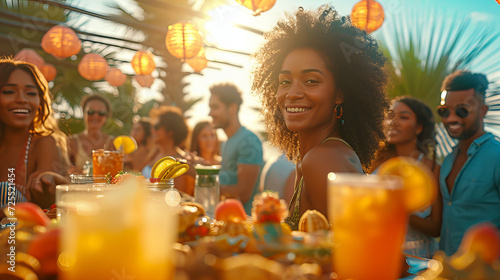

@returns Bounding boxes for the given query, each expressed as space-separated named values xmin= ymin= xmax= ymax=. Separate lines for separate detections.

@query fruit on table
xmin=4 ymin=202 xmax=51 ymax=227
xmin=151 ymin=156 xmax=190 ymax=180
xmin=251 ymin=192 xmax=288 ymax=223
xmin=178 ymin=202 xmax=206 ymax=235
xmin=377 ymin=156 xmax=437 ymax=212
xmin=113 ymin=135 xmax=138 ymax=154
xmin=215 ymin=199 xmax=247 ymax=223
xmin=298 ymin=210 xmax=330 ymax=233
xmin=452 ymin=222 xmax=500 ymax=265
xmin=27 ymin=228 xmax=60 ymax=276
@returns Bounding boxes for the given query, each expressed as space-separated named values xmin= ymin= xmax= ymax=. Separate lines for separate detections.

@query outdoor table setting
xmin=1 ymin=155 xmax=499 ymax=280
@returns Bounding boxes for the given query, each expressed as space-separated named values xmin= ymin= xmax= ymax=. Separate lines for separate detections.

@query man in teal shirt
xmin=438 ymin=70 xmax=500 ymax=256
xmin=209 ymin=83 xmax=263 ymax=214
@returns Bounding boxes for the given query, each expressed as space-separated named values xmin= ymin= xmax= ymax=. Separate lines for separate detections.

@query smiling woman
xmin=0 ymin=58 xmax=68 ymax=209
xmin=68 ymin=94 xmax=114 ymax=174
xmin=251 ymin=5 xmax=388 ymax=230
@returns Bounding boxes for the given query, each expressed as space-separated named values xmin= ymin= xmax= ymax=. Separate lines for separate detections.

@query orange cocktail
xmin=328 ymin=173 xmax=407 ymax=280
xmin=92 ymin=149 xmax=124 ymax=178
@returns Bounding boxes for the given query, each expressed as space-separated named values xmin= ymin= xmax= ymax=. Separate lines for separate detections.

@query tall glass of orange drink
xmin=328 ymin=173 xmax=407 ymax=280
xmin=58 ymin=181 xmax=177 ymax=280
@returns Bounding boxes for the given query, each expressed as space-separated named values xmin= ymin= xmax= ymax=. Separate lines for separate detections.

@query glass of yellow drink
xmin=57 ymin=181 xmax=177 ymax=280
xmin=92 ymin=149 xmax=124 ymax=178
xmin=328 ymin=173 xmax=407 ymax=280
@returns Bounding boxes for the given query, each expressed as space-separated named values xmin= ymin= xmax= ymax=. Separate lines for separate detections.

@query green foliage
xmin=381 ymin=10 xmax=500 ymax=120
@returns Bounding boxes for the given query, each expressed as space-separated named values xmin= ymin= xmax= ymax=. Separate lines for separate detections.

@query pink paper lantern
xmin=14 ymin=48 xmax=45 ymax=70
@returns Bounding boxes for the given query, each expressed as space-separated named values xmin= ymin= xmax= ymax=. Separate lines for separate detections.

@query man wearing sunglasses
xmin=438 ymin=70 xmax=500 ymax=256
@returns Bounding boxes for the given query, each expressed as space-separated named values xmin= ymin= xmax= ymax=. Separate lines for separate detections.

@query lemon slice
xmin=162 ymin=163 xmax=189 ymax=180
xmin=113 ymin=135 xmax=138 ymax=154
xmin=150 ymin=156 xmax=178 ymax=179
xmin=378 ymin=156 xmax=437 ymax=212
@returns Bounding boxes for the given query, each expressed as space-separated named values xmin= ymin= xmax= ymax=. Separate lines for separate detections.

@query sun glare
xmin=204 ymin=19 xmax=252 ymax=50
xmin=204 ymin=6 xmax=256 ymax=50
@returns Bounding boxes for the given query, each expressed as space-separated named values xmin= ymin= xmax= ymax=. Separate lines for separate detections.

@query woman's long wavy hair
xmin=0 ymin=58 xmax=53 ymax=138
xmin=251 ymin=6 xmax=388 ymax=171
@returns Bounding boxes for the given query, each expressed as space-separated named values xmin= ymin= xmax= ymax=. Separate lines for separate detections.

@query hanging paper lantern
xmin=235 ymin=0 xmax=277 ymax=16
xmin=77 ymin=53 xmax=109 ymax=81
xmin=351 ymin=0 xmax=385 ymax=33
xmin=14 ymin=48 xmax=45 ymax=70
xmin=165 ymin=23 xmax=202 ymax=61
xmin=41 ymin=25 xmax=81 ymax=59
xmin=186 ymin=48 xmax=208 ymax=73
xmin=131 ymin=50 xmax=156 ymax=76
xmin=39 ymin=64 xmax=57 ymax=82
xmin=135 ymin=75 xmax=154 ymax=88
xmin=105 ymin=68 xmax=127 ymax=87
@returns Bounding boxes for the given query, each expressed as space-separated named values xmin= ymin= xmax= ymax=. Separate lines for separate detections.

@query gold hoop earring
xmin=335 ymin=104 xmax=343 ymax=118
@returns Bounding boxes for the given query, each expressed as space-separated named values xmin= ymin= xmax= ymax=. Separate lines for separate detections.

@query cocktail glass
xmin=57 ymin=182 xmax=177 ymax=280
xmin=328 ymin=173 xmax=407 ymax=280
xmin=92 ymin=149 xmax=124 ymax=179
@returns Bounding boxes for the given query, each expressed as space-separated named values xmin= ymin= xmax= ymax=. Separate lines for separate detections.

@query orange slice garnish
xmin=377 ymin=156 xmax=437 ymax=212
xmin=113 ymin=135 xmax=138 ymax=154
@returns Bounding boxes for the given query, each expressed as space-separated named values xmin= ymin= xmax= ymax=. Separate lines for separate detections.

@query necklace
xmin=25 ymin=134 xmax=32 ymax=168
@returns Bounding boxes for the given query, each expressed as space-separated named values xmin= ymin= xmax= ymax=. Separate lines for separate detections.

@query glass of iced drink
xmin=328 ymin=173 xmax=407 ymax=280
xmin=92 ymin=149 xmax=124 ymax=179
xmin=57 ymin=181 xmax=177 ymax=280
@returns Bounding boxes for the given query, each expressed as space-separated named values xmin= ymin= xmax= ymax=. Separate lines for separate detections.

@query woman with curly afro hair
xmin=252 ymin=6 xmax=388 ymax=230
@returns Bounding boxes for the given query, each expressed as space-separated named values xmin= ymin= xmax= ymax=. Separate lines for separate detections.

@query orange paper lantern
xmin=41 ymin=25 xmax=81 ymax=58
xmin=351 ymin=0 xmax=385 ymax=33
xmin=14 ymin=49 xmax=45 ymax=70
xmin=235 ymin=0 xmax=277 ymax=16
xmin=78 ymin=53 xmax=109 ymax=81
xmin=135 ymin=75 xmax=154 ymax=88
xmin=187 ymin=48 xmax=208 ymax=73
xmin=131 ymin=50 xmax=156 ymax=76
xmin=105 ymin=68 xmax=127 ymax=87
xmin=165 ymin=23 xmax=202 ymax=61
xmin=40 ymin=64 xmax=57 ymax=82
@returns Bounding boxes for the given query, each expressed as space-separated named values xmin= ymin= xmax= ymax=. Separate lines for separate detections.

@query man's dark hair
xmin=209 ymin=83 xmax=243 ymax=110
xmin=441 ymin=70 xmax=489 ymax=101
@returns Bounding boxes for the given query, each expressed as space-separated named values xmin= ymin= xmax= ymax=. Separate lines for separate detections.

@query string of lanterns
xmin=14 ymin=1 xmax=281 ymax=85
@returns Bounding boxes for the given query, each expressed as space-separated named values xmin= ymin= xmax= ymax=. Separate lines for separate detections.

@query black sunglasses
xmin=437 ymin=105 xmax=469 ymax=119
xmin=87 ymin=110 xmax=107 ymax=117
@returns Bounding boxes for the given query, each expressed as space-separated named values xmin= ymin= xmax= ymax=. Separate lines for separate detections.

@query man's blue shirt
xmin=220 ymin=126 xmax=263 ymax=214
xmin=439 ymin=132 xmax=500 ymax=255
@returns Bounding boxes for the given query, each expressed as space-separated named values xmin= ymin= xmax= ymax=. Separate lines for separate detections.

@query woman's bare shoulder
xmin=32 ymin=134 xmax=58 ymax=148
xmin=302 ymin=140 xmax=361 ymax=173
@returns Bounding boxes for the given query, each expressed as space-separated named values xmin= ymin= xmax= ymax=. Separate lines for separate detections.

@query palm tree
xmin=380 ymin=9 xmax=500 ymax=157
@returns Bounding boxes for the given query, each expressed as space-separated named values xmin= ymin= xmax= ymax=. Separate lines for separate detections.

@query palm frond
xmin=380 ymin=8 xmax=500 ymax=157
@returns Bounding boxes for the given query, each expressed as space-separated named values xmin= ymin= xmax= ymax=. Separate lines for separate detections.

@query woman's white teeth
xmin=12 ymin=109 xmax=29 ymax=113
xmin=287 ymin=107 xmax=310 ymax=113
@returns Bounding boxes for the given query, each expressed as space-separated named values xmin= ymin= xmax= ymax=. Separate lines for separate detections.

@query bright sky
xmin=68 ymin=0 xmax=500 ymax=155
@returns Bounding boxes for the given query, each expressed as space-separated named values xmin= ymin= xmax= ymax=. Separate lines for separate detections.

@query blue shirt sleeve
xmin=236 ymin=133 xmax=263 ymax=165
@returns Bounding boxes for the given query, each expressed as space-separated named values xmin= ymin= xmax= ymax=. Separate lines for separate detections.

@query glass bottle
xmin=194 ymin=165 xmax=221 ymax=218
xmin=144 ymin=179 xmax=181 ymax=207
